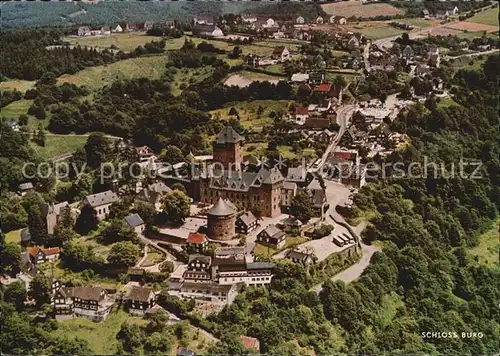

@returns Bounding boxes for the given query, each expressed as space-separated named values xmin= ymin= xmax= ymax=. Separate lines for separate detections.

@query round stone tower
xmin=207 ymin=198 xmax=237 ymax=241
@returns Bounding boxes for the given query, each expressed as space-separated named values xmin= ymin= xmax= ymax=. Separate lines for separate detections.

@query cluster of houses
xmin=422 ymin=6 xmax=459 ymax=20
xmin=76 ymin=20 xmax=174 ymax=36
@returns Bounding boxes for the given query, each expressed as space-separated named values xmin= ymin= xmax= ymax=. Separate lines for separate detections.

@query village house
xmin=422 ymin=9 xmax=430 ymax=19
xmin=193 ymin=24 xmax=224 ymax=38
xmin=143 ymin=21 xmax=154 ymax=31
xmin=271 ymin=46 xmax=290 ymax=62
xmin=290 ymin=73 xmax=309 ymax=83
xmin=123 ymin=213 xmax=145 ymax=235
xmin=330 ymin=15 xmax=347 ymax=25
xmin=309 ymin=72 xmax=325 ymax=85
xmin=402 ymin=45 xmax=415 ymax=60
xmin=286 ymin=247 xmax=314 ymax=265
xmin=27 ymin=246 xmax=61 ymax=265
xmin=83 ymin=190 xmax=119 ymax=221
xmin=241 ymin=14 xmax=257 ymax=24
xmin=312 ymin=83 xmax=343 ymax=105
xmin=40 ymin=201 xmax=69 ymax=235
xmin=112 ymin=24 xmax=123 ymax=33
xmin=296 ymin=30 xmax=312 ymax=41
xmin=316 ymin=16 xmax=324 ymax=24
xmin=54 ymin=286 xmax=114 ymax=322
xmin=348 ymin=33 xmax=366 ymax=49
xmin=245 ymin=53 xmax=262 ymax=67
xmin=125 ymin=286 xmax=156 ymax=316
xmin=286 ymin=166 xmax=309 ymax=187
xmin=77 ymin=26 xmax=91 ymax=36
xmin=235 ymin=211 xmax=258 ymax=234
xmin=277 ymin=216 xmax=302 ymax=230
xmin=18 ymin=182 xmax=34 ymax=196
xmin=304 ymin=178 xmax=327 ymax=215
xmin=100 ymin=26 xmax=111 ymax=35
xmin=125 ymin=23 xmax=138 ymax=32
xmin=194 ymin=16 xmax=215 ymax=25
xmin=135 ymin=145 xmax=155 ymax=163
xmin=186 ymin=232 xmax=208 ymax=253
xmin=240 ymin=336 xmax=261 ymax=353
xmin=257 ymin=225 xmax=287 ymax=250
xmin=296 ymin=16 xmax=305 ymax=24
xmin=136 ymin=182 xmax=172 ymax=211
xmin=294 ymin=106 xmax=309 ymax=125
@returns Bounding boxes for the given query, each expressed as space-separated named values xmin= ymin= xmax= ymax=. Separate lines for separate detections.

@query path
xmin=313 ymin=242 xmax=381 ymax=292
xmin=446 ymin=48 xmax=499 ymax=59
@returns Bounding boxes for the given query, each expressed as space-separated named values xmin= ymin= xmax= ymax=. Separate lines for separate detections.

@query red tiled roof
xmin=240 ymin=335 xmax=260 ymax=351
xmin=313 ymin=83 xmax=332 ymax=92
xmin=43 ymin=247 xmax=60 ymax=255
xmin=295 ymin=106 xmax=309 ymax=115
xmin=135 ymin=145 xmax=152 ymax=155
xmin=187 ymin=232 xmax=207 ymax=244
xmin=27 ymin=247 xmax=41 ymax=257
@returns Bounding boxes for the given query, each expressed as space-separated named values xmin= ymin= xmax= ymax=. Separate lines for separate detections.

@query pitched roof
xmin=18 ymin=182 xmax=34 ymax=191
xmin=240 ymin=335 xmax=260 ymax=351
xmin=313 ymin=83 xmax=332 ymax=92
xmin=286 ymin=167 xmax=307 ymax=182
xmin=273 ymin=46 xmax=287 ymax=55
xmin=238 ymin=211 xmax=257 ymax=226
xmin=177 ymin=347 xmax=196 ymax=356
xmin=246 ymin=261 xmax=275 ymax=270
xmin=295 ymin=106 xmax=309 ymax=115
xmin=84 ymin=190 xmax=119 ymax=208
xmin=260 ymin=225 xmax=285 ymax=239
xmin=215 ymin=126 xmax=244 ymax=144
xmin=123 ymin=213 xmax=144 ymax=228
xmin=207 ymin=198 xmax=237 ymax=216
xmin=43 ymin=247 xmax=60 ymax=255
xmin=127 ymin=286 xmax=153 ymax=302
xmin=61 ymin=286 xmax=105 ymax=301
xmin=188 ymin=254 xmax=212 ymax=265
xmin=187 ymin=232 xmax=208 ymax=244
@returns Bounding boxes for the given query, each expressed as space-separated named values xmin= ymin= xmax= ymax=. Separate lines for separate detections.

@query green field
xmin=449 ymin=55 xmax=490 ymax=71
xmin=467 ymin=7 xmax=499 ymax=27
xmin=470 ymin=221 xmax=499 ymax=267
xmin=30 ymin=135 xmax=88 ymax=159
xmin=0 ymin=99 xmax=33 ymax=121
xmin=64 ymin=33 xmax=163 ymax=52
xmin=51 ymin=309 xmax=148 ymax=355
xmin=5 ymin=229 xmax=22 ymax=244
xmin=58 ymin=56 xmax=167 ymax=91
xmin=170 ymin=65 xmax=216 ymax=96
xmin=0 ymin=79 xmax=35 ymax=93
xmin=210 ymin=100 xmax=290 ymax=132
xmin=360 ymin=25 xmax=405 ymax=40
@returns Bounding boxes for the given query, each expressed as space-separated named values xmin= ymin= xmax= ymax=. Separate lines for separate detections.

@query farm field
xmin=466 ymin=7 xmax=499 ymax=27
xmin=444 ymin=20 xmax=498 ymax=33
xmin=0 ymin=79 xmax=35 ymax=93
xmin=170 ymin=65 xmax=215 ymax=96
xmin=469 ymin=220 xmax=499 ymax=267
xmin=210 ymin=99 xmax=290 ymax=132
xmin=321 ymin=2 xmax=403 ymax=18
xmin=5 ymin=229 xmax=22 ymax=244
xmin=30 ymin=135 xmax=88 ymax=159
xmin=346 ymin=21 xmax=405 ymax=40
xmin=64 ymin=32 xmax=162 ymax=52
xmin=58 ymin=56 xmax=167 ymax=91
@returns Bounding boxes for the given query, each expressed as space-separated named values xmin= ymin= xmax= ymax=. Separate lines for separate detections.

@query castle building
xmin=207 ymin=198 xmax=237 ymax=241
xmin=212 ymin=126 xmax=244 ymax=170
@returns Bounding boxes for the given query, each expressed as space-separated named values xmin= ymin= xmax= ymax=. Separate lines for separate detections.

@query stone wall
xmin=207 ymin=214 xmax=236 ymax=241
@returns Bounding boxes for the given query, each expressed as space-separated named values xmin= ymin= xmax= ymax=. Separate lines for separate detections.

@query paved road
xmin=313 ymin=242 xmax=381 ymax=292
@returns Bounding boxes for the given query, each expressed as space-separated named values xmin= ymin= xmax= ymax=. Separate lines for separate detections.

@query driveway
xmin=312 ymin=242 xmax=381 ymax=292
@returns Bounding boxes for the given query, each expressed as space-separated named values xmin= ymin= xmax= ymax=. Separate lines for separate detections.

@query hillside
xmin=0 ymin=0 xmax=324 ymax=28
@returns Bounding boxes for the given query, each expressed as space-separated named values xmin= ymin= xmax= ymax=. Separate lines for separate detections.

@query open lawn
xmin=449 ymin=55 xmax=490 ymax=71
xmin=0 ymin=79 xmax=35 ymax=93
xmin=58 ymin=56 xmax=167 ymax=91
xmin=321 ymin=2 xmax=403 ymax=18
xmin=467 ymin=7 xmax=499 ymax=27
xmin=224 ymin=72 xmax=284 ymax=88
xmin=30 ymin=135 xmax=87 ymax=159
xmin=399 ymin=18 xmax=438 ymax=29
xmin=0 ymin=99 xmax=33 ymax=121
xmin=140 ymin=248 xmax=164 ymax=267
xmin=254 ymin=236 xmax=308 ymax=258
xmin=64 ymin=33 xmax=162 ymax=52
xmin=5 ymin=229 xmax=22 ymax=244
xmin=210 ymin=100 xmax=290 ymax=132
xmin=355 ymin=23 xmax=406 ymax=40
xmin=51 ymin=309 xmax=148 ymax=355
xmin=170 ymin=65 xmax=215 ymax=96
xmin=470 ymin=220 xmax=499 ymax=267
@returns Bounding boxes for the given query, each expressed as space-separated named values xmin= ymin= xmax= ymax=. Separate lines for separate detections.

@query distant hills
xmin=0 ymin=1 xmax=325 ymax=29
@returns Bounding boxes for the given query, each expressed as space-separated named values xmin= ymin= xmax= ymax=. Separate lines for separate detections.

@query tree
xmin=161 ymin=190 xmax=190 ymax=225
xmin=171 ymin=183 xmax=187 ymax=194
xmin=108 ymin=197 xmax=133 ymax=220
xmin=1 ymin=243 xmax=21 ymax=275
xmin=18 ymin=115 xmax=29 ymax=126
xmin=107 ymin=241 xmax=141 ymax=267
xmin=61 ymin=239 xmax=103 ymax=271
xmin=99 ymin=219 xmax=138 ymax=245
xmin=161 ymin=145 xmax=185 ymax=164
xmin=84 ymin=132 xmax=110 ymax=169
xmin=4 ymin=282 xmax=27 ymax=311
xmin=228 ymin=46 xmax=242 ymax=59
xmin=33 ymin=124 xmax=45 ymax=147
xmin=134 ymin=202 xmax=157 ymax=227
xmin=29 ymin=274 xmax=51 ymax=307
xmin=289 ymin=191 xmax=314 ymax=222
xmin=27 ymin=210 xmax=47 ymax=246
xmin=47 ymin=226 xmax=75 ymax=247
xmin=36 ymin=72 xmax=57 ymax=86
xmin=74 ymin=204 xmax=98 ymax=235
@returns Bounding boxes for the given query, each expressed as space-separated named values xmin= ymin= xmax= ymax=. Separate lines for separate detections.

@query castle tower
xmin=212 ymin=126 xmax=244 ymax=171
xmin=207 ymin=198 xmax=237 ymax=241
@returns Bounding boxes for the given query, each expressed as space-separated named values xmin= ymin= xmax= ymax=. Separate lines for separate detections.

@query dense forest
xmin=0 ymin=30 xmax=167 ymax=80
xmin=0 ymin=1 xmax=324 ymax=29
